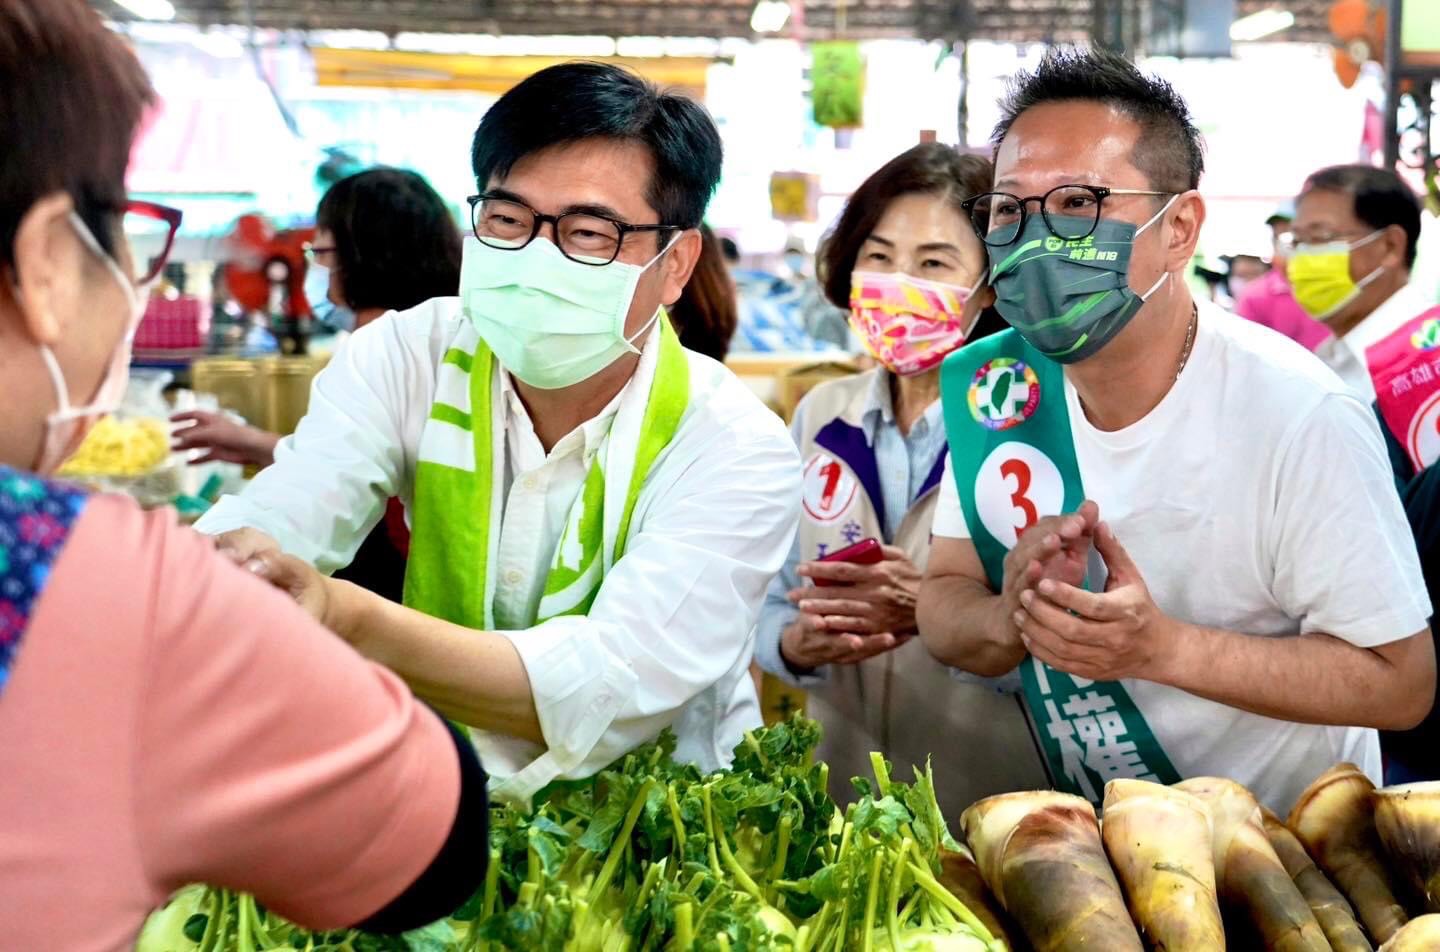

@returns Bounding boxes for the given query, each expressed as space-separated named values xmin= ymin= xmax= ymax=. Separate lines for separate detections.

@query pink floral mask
xmin=848 ymin=270 xmax=979 ymax=376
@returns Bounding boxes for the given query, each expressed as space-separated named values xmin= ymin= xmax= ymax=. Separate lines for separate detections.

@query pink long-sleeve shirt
xmin=0 ymin=472 xmax=459 ymax=952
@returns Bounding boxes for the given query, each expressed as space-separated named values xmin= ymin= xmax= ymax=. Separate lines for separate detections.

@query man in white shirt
xmin=918 ymin=47 xmax=1434 ymax=813
xmin=196 ymin=62 xmax=801 ymax=804
xmin=1287 ymin=164 xmax=1432 ymax=399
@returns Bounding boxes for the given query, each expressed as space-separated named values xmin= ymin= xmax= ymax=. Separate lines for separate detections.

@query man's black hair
xmin=471 ymin=61 xmax=722 ymax=232
xmin=1302 ymin=164 xmax=1422 ymax=270
xmin=991 ymin=46 xmax=1205 ymax=193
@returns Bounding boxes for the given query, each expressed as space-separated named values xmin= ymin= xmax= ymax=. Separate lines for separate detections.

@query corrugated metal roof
xmin=94 ymin=0 xmax=1337 ymax=45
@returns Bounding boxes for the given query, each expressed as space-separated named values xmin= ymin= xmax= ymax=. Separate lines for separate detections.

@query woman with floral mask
xmin=752 ymin=143 xmax=1045 ymax=812
xmin=0 ymin=4 xmax=488 ymax=947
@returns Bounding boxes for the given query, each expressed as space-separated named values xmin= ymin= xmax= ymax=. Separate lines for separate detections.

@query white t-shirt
xmin=934 ymin=304 xmax=1431 ymax=812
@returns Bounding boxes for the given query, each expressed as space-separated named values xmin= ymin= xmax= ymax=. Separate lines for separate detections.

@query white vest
xmin=791 ymin=371 xmax=1046 ymax=815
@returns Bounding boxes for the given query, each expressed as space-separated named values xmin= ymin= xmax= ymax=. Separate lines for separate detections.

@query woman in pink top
xmin=0 ymin=3 xmax=489 ymax=949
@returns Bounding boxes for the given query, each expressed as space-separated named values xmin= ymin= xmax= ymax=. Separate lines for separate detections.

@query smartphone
xmin=815 ymin=537 xmax=883 ymax=586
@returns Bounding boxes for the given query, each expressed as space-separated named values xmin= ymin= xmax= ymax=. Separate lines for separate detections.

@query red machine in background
xmin=223 ymin=213 xmax=316 ymax=355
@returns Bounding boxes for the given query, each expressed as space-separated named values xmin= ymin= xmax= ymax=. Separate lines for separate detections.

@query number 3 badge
xmin=974 ymin=443 xmax=1065 ymax=547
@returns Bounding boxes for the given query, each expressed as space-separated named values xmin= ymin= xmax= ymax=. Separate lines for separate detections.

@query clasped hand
xmin=1005 ymin=501 xmax=1176 ymax=683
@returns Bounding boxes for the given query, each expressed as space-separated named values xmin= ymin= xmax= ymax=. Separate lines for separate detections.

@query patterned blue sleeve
xmin=0 ymin=467 xmax=88 ymax=695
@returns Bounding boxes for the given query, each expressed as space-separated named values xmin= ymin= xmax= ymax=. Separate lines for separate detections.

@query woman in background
xmin=753 ymin=143 xmax=1044 ymax=814
xmin=173 ymin=168 xmax=462 ymax=601
xmin=667 ymin=223 xmax=738 ymax=362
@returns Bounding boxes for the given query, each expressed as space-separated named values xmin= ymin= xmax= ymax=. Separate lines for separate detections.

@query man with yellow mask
xmin=1289 ymin=166 xmax=1434 ymax=418
xmin=195 ymin=63 xmax=802 ymax=805
xmin=1289 ymin=166 xmax=1440 ymax=781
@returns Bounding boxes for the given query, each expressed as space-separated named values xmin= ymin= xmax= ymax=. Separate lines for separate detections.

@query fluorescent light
xmin=114 ymin=0 xmax=175 ymax=21
xmin=193 ymin=28 xmax=244 ymax=58
xmin=1229 ymin=9 xmax=1295 ymax=42
xmin=308 ymin=29 xmax=390 ymax=50
xmin=751 ymin=0 xmax=791 ymax=34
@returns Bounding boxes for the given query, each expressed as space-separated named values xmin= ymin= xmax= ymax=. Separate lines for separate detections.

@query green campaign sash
xmin=938 ymin=329 xmax=1180 ymax=804
xmin=403 ymin=318 xmax=689 ymax=631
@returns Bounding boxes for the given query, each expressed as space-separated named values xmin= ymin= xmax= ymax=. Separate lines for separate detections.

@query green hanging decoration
xmin=810 ymin=41 xmax=864 ymax=129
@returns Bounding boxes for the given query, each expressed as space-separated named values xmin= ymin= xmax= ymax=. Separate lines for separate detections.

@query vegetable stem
xmin=666 ymin=784 xmax=687 ymax=865
xmin=862 ymin=847 xmax=884 ymax=952
xmin=674 ymin=901 xmax=695 ymax=951
xmin=703 ymin=784 xmax=764 ymax=901
xmin=887 ymin=838 xmax=912 ymax=951
xmin=869 ymin=753 xmax=892 ymax=795
xmin=906 ymin=862 xmax=996 ymax=945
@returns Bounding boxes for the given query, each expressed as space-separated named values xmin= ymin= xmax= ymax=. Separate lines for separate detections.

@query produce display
xmin=133 ymin=723 xmax=1440 ymax=952
xmin=1175 ymin=777 xmax=1328 ymax=952
xmin=137 ymin=720 xmax=1006 ymax=952
xmin=57 ymin=415 xmax=171 ymax=477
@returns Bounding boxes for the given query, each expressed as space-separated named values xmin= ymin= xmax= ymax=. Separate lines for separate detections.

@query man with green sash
xmin=917 ymin=47 xmax=1435 ymax=813
xmin=195 ymin=63 xmax=802 ymax=805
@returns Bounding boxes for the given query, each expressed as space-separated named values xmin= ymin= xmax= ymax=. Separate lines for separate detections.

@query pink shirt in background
xmin=1234 ymin=267 xmax=1332 ymax=352
xmin=0 ymin=493 xmax=459 ymax=952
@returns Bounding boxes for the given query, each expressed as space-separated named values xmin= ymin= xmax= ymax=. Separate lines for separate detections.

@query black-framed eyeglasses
xmin=467 ymin=193 xmax=679 ymax=266
xmin=961 ymin=185 xmax=1173 ymax=248
xmin=121 ymin=199 xmax=183 ymax=285
xmin=304 ymin=243 xmax=338 ymax=265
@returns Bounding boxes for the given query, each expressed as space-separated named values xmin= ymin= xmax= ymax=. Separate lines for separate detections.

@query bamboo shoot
xmin=961 ymin=790 xmax=1142 ymax=952
xmin=1262 ymin=809 xmax=1372 ymax=952
xmin=1102 ymin=779 xmax=1226 ymax=951
xmin=1288 ymin=764 xmax=1408 ymax=944
xmin=1376 ymin=914 xmax=1440 ymax=951
xmin=1175 ymin=778 xmax=1328 ymax=952
xmin=1373 ymin=783 xmax=1440 ymax=916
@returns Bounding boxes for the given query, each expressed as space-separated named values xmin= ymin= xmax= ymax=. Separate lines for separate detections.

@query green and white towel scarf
xmin=403 ymin=316 xmax=689 ymax=630
xmin=938 ymin=328 xmax=1180 ymax=805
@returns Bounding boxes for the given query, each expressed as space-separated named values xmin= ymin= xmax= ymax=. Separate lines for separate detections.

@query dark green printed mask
xmin=989 ymin=195 xmax=1176 ymax=363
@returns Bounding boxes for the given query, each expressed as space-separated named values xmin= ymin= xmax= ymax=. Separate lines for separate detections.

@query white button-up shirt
xmin=196 ymin=298 xmax=802 ymax=802
xmin=1315 ymin=281 xmax=1433 ymax=399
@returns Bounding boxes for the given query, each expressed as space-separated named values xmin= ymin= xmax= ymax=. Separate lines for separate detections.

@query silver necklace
xmin=1176 ymin=303 xmax=1198 ymax=380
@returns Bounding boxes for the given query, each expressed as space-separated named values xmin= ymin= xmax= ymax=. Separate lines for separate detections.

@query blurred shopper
xmin=195 ymin=63 xmax=801 ymax=805
xmin=1289 ymin=166 xmax=1440 ymax=781
xmin=1234 ymin=202 xmax=1331 ymax=351
xmin=729 ymin=244 xmax=828 ymax=352
xmin=918 ymin=47 xmax=1432 ymax=813
xmin=667 ymin=223 xmax=737 ymax=361
xmin=754 ymin=143 xmax=1044 ymax=811
xmin=172 ymin=168 xmax=462 ymax=602
xmin=0 ymin=3 xmax=487 ymax=948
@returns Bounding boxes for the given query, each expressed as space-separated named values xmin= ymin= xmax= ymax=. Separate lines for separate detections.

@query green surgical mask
xmin=461 ymin=235 xmax=672 ymax=390
xmin=990 ymin=195 xmax=1176 ymax=363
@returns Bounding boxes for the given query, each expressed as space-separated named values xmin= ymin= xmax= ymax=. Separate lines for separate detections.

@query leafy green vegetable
xmin=134 ymin=718 xmax=1005 ymax=952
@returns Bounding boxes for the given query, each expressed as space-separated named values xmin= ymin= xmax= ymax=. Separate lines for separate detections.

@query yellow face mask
xmin=1286 ymin=230 xmax=1385 ymax=321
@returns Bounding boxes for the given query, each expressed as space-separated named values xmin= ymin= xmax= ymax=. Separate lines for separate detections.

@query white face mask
xmin=304 ymin=261 xmax=356 ymax=332
xmin=461 ymin=234 xmax=674 ymax=391
xmin=32 ymin=213 xmax=147 ymax=474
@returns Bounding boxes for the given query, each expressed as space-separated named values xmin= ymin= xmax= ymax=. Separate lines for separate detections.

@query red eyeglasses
xmin=120 ymin=199 xmax=183 ymax=285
